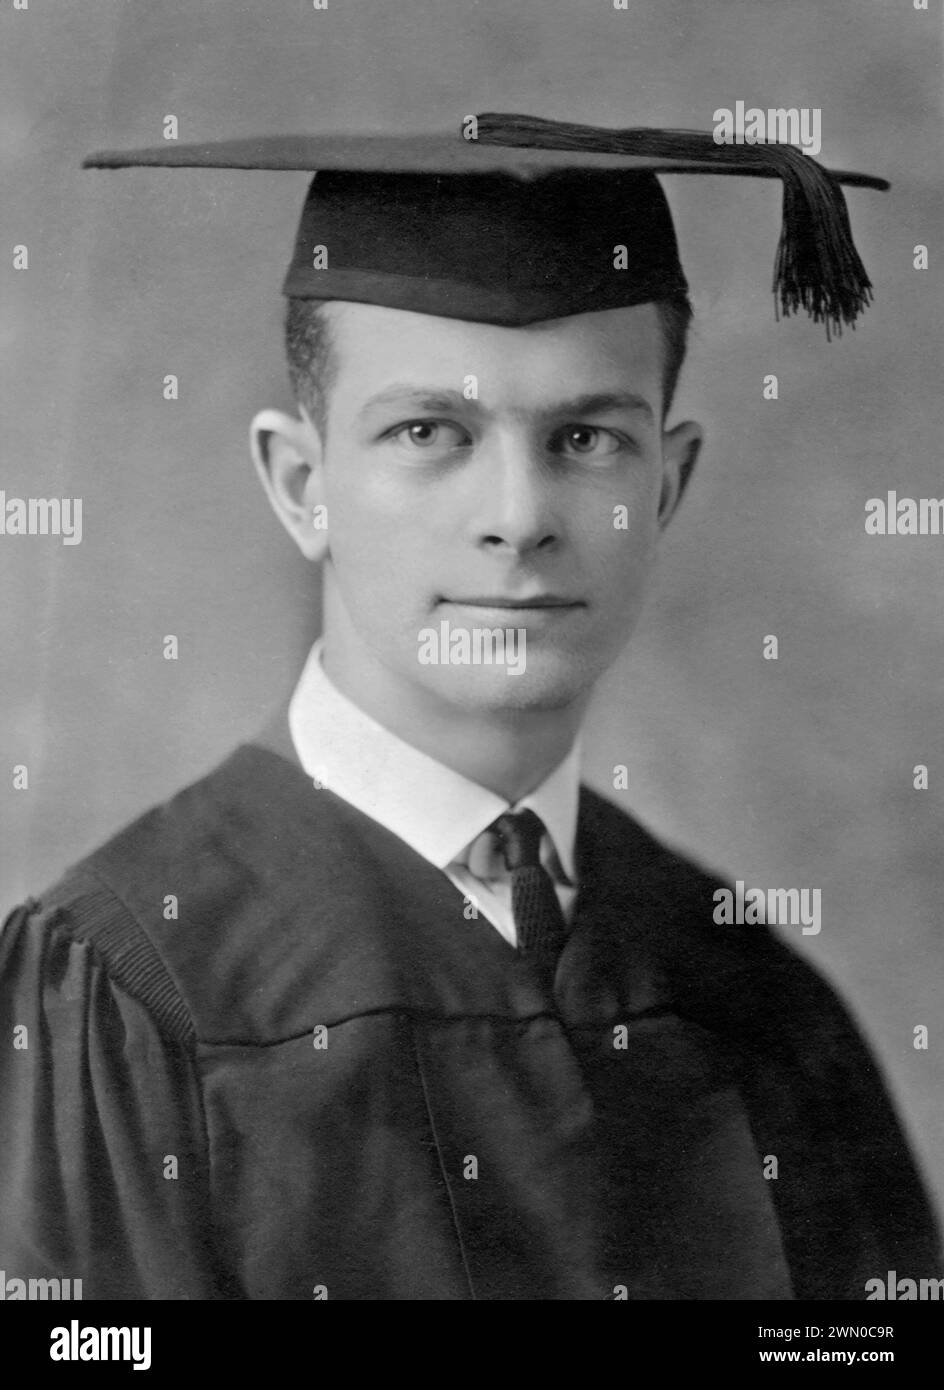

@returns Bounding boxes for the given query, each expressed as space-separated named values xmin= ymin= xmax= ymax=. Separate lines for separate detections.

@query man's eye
xmin=391 ymin=420 xmax=470 ymax=449
xmin=553 ymin=425 xmax=626 ymax=457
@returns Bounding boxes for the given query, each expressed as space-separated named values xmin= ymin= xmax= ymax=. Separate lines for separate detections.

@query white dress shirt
xmin=287 ymin=640 xmax=580 ymax=947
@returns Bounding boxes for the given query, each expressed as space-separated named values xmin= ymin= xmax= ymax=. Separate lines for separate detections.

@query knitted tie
xmin=492 ymin=808 xmax=567 ymax=956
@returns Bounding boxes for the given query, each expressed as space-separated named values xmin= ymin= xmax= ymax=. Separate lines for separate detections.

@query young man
xmin=0 ymin=115 xmax=938 ymax=1300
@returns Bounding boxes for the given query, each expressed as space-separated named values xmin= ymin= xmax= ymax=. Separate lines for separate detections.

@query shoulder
xmin=4 ymin=741 xmax=407 ymax=1042
xmin=36 ymin=740 xmax=321 ymax=912
xmin=2 ymin=744 xmax=320 ymax=1038
xmin=576 ymin=783 xmax=867 ymax=1036
xmin=2 ymin=865 xmax=197 ymax=1045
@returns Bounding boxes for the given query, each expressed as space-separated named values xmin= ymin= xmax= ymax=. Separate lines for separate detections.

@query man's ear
xmin=249 ymin=406 xmax=328 ymax=562
xmin=657 ymin=419 xmax=703 ymax=530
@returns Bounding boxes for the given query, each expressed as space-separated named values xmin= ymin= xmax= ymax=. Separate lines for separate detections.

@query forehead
xmin=324 ymin=301 xmax=665 ymax=402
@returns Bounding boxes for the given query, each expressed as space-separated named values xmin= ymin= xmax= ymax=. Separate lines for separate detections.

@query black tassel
xmin=475 ymin=112 xmax=876 ymax=337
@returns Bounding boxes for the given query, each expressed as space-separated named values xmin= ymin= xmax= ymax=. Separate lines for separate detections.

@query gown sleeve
xmin=0 ymin=881 xmax=225 ymax=1299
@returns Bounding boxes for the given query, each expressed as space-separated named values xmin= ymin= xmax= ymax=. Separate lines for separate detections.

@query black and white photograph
xmin=0 ymin=0 xmax=941 ymax=1358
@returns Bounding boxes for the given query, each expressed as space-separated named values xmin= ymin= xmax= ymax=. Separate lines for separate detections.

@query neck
xmin=320 ymin=639 xmax=587 ymax=804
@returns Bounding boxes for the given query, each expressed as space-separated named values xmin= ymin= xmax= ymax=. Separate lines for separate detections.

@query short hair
xmin=285 ymin=298 xmax=337 ymax=440
xmin=285 ymin=294 xmax=693 ymax=435
xmin=655 ymin=295 xmax=693 ymax=419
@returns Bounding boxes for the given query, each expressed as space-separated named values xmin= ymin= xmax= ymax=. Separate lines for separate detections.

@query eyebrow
xmin=359 ymin=385 xmax=656 ymax=426
xmin=551 ymin=392 xmax=655 ymax=426
xmin=360 ymin=387 xmax=474 ymax=417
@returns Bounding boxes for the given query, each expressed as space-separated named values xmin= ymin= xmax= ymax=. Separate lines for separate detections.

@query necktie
xmin=492 ymin=809 xmax=568 ymax=957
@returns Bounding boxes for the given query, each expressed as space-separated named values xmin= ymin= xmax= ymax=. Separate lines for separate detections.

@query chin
xmin=420 ymin=652 xmax=600 ymax=715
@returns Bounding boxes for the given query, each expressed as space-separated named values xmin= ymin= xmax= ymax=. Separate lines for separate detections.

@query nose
xmin=470 ymin=433 xmax=561 ymax=557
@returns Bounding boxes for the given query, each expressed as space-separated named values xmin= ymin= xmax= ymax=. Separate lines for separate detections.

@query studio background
xmin=2 ymin=0 xmax=942 ymax=1223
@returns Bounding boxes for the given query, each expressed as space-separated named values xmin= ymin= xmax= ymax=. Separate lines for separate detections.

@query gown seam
xmin=44 ymin=868 xmax=197 ymax=1046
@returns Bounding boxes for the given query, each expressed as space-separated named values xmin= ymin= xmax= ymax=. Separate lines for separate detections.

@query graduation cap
xmin=83 ymin=112 xmax=889 ymax=337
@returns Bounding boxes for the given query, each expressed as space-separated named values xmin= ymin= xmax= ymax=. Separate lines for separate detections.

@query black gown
xmin=0 ymin=735 xmax=938 ymax=1299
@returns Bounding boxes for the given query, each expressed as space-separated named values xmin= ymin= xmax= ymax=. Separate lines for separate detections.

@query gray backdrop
xmin=2 ymin=0 xmax=942 ymax=1221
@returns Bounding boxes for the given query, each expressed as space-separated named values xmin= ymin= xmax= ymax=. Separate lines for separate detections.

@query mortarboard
xmin=84 ymin=112 xmax=889 ymax=337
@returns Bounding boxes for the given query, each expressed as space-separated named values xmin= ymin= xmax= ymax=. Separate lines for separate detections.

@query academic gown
xmin=0 ymin=734 xmax=938 ymax=1301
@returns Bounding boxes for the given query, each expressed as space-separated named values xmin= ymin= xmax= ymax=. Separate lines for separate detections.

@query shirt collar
xmin=287 ymin=639 xmax=580 ymax=881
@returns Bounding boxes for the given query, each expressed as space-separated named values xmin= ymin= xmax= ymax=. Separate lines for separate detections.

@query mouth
xmin=440 ymin=595 xmax=585 ymax=610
